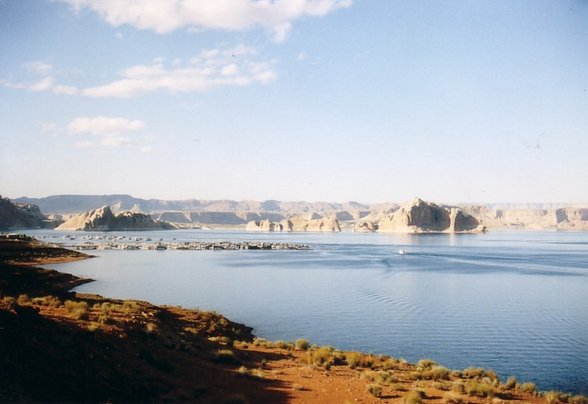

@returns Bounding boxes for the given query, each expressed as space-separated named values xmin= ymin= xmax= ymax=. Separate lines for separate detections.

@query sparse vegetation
xmin=416 ymin=358 xmax=437 ymax=370
xmin=236 ymin=366 xmax=264 ymax=379
xmin=64 ymin=300 xmax=89 ymax=320
xmin=465 ymin=379 xmax=495 ymax=397
xmin=519 ymin=382 xmax=536 ymax=394
xmin=295 ymin=338 xmax=309 ymax=350
xmin=405 ymin=389 xmax=425 ymax=404
xmin=544 ymin=390 xmax=565 ymax=404
xmin=215 ymin=349 xmax=239 ymax=364
xmin=422 ymin=365 xmax=450 ymax=380
xmin=345 ymin=351 xmax=361 ymax=369
xmin=443 ymin=391 xmax=465 ymax=404
xmin=365 ymin=383 xmax=382 ymax=398
xmin=503 ymin=375 xmax=517 ymax=390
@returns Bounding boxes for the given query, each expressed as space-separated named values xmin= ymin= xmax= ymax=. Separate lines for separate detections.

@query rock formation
xmin=0 ymin=196 xmax=58 ymax=229
xmin=245 ymin=216 xmax=341 ymax=232
xmin=377 ymin=198 xmax=483 ymax=233
xmin=55 ymin=206 xmax=175 ymax=231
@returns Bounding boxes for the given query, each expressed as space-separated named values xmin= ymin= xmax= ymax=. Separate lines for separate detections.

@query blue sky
xmin=1 ymin=0 xmax=587 ymax=203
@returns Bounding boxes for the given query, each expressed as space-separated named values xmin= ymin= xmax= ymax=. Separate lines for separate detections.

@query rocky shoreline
xmin=63 ymin=240 xmax=311 ymax=251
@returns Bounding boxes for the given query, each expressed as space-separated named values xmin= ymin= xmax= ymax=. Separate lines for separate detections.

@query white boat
xmin=398 ymin=249 xmax=406 ymax=255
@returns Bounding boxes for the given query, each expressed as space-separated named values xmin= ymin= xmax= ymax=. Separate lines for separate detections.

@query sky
xmin=1 ymin=0 xmax=587 ymax=204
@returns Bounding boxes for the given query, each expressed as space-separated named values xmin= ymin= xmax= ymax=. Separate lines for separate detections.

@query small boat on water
xmin=398 ymin=249 xmax=406 ymax=255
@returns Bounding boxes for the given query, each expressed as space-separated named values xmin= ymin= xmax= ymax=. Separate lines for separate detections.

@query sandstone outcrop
xmin=55 ymin=206 xmax=175 ymax=231
xmin=377 ymin=198 xmax=483 ymax=233
xmin=0 ymin=196 xmax=58 ymax=229
xmin=245 ymin=216 xmax=341 ymax=232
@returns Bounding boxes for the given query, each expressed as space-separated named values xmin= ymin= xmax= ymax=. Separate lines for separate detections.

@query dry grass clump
xmin=518 ymin=382 xmax=536 ymax=394
xmin=569 ymin=395 xmax=588 ymax=404
xmin=32 ymin=295 xmax=61 ymax=307
xmin=215 ymin=349 xmax=239 ymax=364
xmin=451 ymin=382 xmax=465 ymax=394
xmin=273 ymin=340 xmax=291 ymax=350
xmin=295 ymin=338 xmax=309 ymax=350
xmin=463 ymin=367 xmax=486 ymax=379
xmin=361 ymin=370 xmax=396 ymax=385
xmin=17 ymin=294 xmax=30 ymax=305
xmin=421 ymin=365 xmax=450 ymax=380
xmin=443 ymin=391 xmax=465 ymax=404
xmin=309 ymin=346 xmax=333 ymax=367
xmin=389 ymin=383 xmax=407 ymax=391
xmin=345 ymin=351 xmax=361 ymax=369
xmin=416 ymin=359 xmax=437 ymax=370
xmin=465 ymin=379 xmax=495 ymax=398
xmin=236 ymin=366 xmax=264 ymax=379
xmin=544 ymin=390 xmax=566 ymax=404
xmin=503 ymin=375 xmax=517 ymax=390
xmin=64 ymin=300 xmax=89 ymax=320
xmin=365 ymin=383 xmax=382 ymax=398
xmin=405 ymin=389 xmax=425 ymax=404
xmin=252 ymin=338 xmax=273 ymax=348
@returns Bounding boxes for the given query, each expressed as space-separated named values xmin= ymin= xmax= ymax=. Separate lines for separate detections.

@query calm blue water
xmin=38 ymin=230 xmax=588 ymax=394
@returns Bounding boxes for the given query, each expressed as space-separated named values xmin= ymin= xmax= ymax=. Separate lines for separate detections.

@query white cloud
xmin=81 ymin=45 xmax=276 ymax=98
xmin=25 ymin=61 xmax=53 ymax=75
xmin=53 ymin=85 xmax=79 ymax=95
xmin=29 ymin=77 xmax=54 ymax=92
xmin=57 ymin=0 xmax=352 ymax=42
xmin=68 ymin=116 xmax=145 ymax=147
xmin=69 ymin=116 xmax=145 ymax=135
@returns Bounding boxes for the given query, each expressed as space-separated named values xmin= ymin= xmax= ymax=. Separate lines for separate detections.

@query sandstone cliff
xmin=0 ymin=196 xmax=58 ymax=229
xmin=245 ymin=216 xmax=341 ymax=232
xmin=55 ymin=206 xmax=175 ymax=231
xmin=377 ymin=198 xmax=483 ymax=233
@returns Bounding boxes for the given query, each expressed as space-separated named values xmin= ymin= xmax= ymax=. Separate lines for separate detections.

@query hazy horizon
xmin=2 ymin=1 xmax=587 ymax=204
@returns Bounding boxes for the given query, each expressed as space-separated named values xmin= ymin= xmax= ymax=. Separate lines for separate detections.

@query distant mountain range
xmin=13 ymin=194 xmax=392 ymax=215
xmin=13 ymin=194 xmax=587 ymax=215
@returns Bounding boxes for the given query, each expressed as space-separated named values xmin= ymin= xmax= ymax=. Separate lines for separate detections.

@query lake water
xmin=38 ymin=230 xmax=588 ymax=394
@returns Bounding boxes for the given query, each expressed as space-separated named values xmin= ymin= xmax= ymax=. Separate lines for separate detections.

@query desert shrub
xmin=432 ymin=381 xmax=453 ymax=391
xmin=463 ymin=367 xmax=486 ymax=379
xmin=309 ymin=347 xmax=332 ymax=366
xmin=273 ymin=340 xmax=290 ymax=350
xmin=465 ymin=380 xmax=495 ymax=397
xmin=485 ymin=369 xmax=498 ymax=381
xmin=215 ymin=349 xmax=239 ymax=364
xmin=87 ymin=322 xmax=100 ymax=332
xmin=64 ymin=300 xmax=89 ymax=320
xmin=366 ymin=383 xmax=382 ymax=398
xmin=382 ymin=357 xmax=399 ymax=370
xmin=389 ymin=383 xmax=407 ymax=391
xmin=345 ymin=351 xmax=361 ymax=368
xmin=295 ymin=338 xmax=310 ymax=350
xmin=360 ymin=353 xmax=377 ymax=369
xmin=569 ymin=395 xmax=588 ymax=404
xmin=518 ymin=382 xmax=536 ymax=394
xmin=416 ymin=359 xmax=437 ymax=370
xmin=252 ymin=338 xmax=272 ymax=348
xmin=405 ymin=389 xmax=425 ymax=404
xmin=361 ymin=370 xmax=394 ymax=384
xmin=443 ymin=391 xmax=464 ymax=404
xmin=422 ymin=365 xmax=450 ymax=380
xmin=17 ymin=294 xmax=30 ymax=305
xmin=236 ymin=366 xmax=264 ymax=379
xmin=451 ymin=382 xmax=465 ymax=394
xmin=503 ymin=375 xmax=517 ymax=390
xmin=332 ymin=350 xmax=346 ymax=365
xmin=146 ymin=322 xmax=157 ymax=333
xmin=544 ymin=390 xmax=565 ymax=404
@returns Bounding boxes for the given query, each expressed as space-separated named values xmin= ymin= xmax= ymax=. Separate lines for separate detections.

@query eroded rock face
xmin=378 ymin=198 xmax=483 ymax=233
xmin=56 ymin=206 xmax=174 ymax=231
xmin=0 ymin=197 xmax=56 ymax=229
xmin=245 ymin=216 xmax=340 ymax=232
